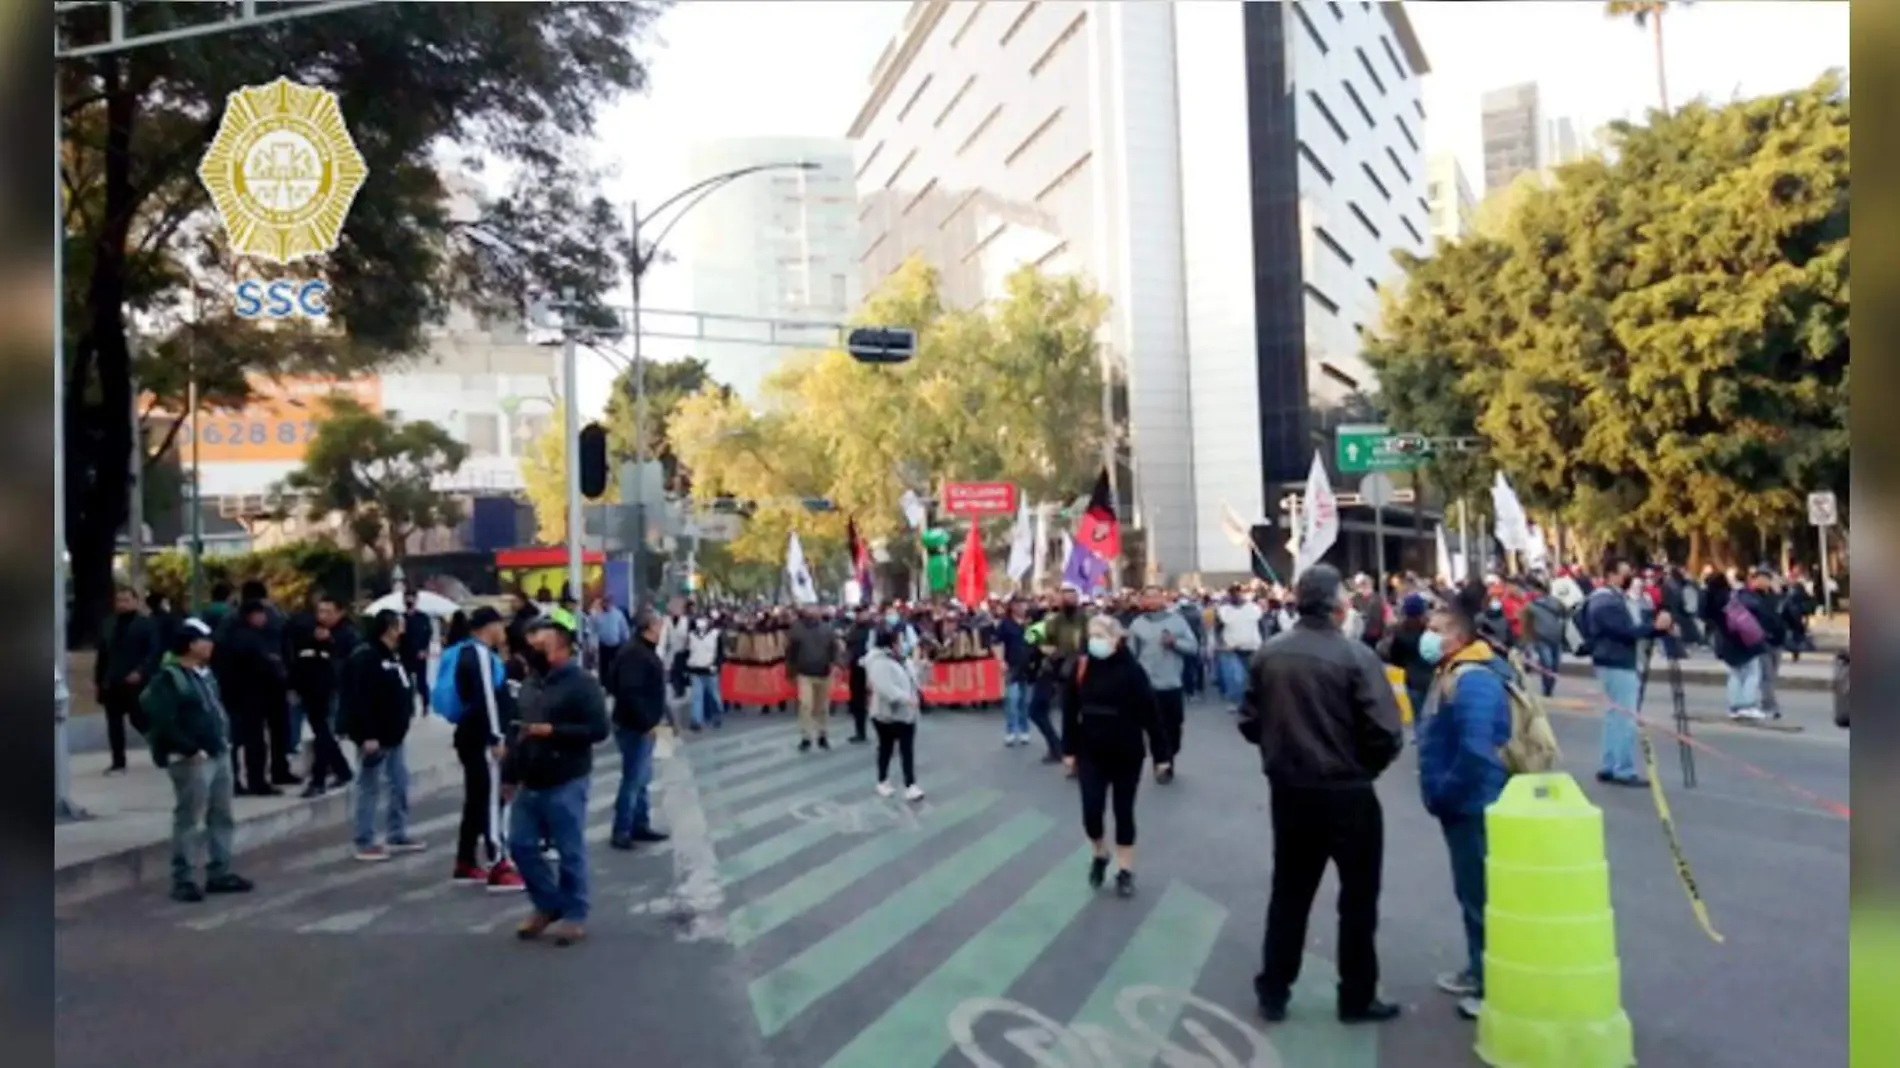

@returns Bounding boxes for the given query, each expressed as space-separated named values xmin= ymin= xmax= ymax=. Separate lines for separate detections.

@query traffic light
xmin=578 ymin=422 xmax=608 ymax=499
xmin=846 ymin=326 xmax=917 ymax=364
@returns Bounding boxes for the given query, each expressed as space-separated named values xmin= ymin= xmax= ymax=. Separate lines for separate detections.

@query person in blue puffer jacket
xmin=1416 ymin=588 xmax=1512 ymax=1022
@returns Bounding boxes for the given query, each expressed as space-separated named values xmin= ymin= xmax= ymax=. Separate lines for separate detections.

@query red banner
xmin=719 ymin=659 xmax=1005 ymax=708
xmin=941 ymin=482 xmax=1017 ymax=517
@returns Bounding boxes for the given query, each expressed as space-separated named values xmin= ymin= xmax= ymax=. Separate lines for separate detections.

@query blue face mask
xmin=1087 ymin=637 xmax=1116 ymax=659
xmin=884 ymin=614 xmax=900 ymax=627
xmin=1419 ymin=631 xmax=1446 ymax=665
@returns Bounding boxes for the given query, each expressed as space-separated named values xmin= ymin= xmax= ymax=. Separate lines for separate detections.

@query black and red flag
xmin=1073 ymin=468 xmax=1121 ymax=562
xmin=847 ymin=517 xmax=873 ymax=597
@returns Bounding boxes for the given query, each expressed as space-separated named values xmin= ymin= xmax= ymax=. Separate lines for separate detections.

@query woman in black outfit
xmin=1062 ymin=614 xmax=1166 ymax=897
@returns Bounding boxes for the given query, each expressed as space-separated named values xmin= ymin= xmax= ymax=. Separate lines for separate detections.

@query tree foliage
xmin=1365 ymin=75 xmax=1848 ymax=566
xmin=600 ymin=355 xmax=726 ymax=489
xmin=668 ymin=256 xmax=1111 ymax=568
xmin=57 ymin=0 xmax=663 ymax=636
xmin=282 ymin=398 xmax=470 ymax=564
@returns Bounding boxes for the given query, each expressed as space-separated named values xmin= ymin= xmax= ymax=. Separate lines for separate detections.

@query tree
xmin=519 ymin=403 xmax=619 ymax=547
xmin=600 ymin=356 xmax=727 ymax=490
xmin=282 ymin=398 xmax=470 ymax=564
xmin=1365 ymin=75 xmax=1848 ymax=567
xmin=1605 ymin=1 xmax=1692 ymax=113
xmin=665 ymin=256 xmax=1111 ymax=571
xmin=58 ymin=1 xmax=664 ymax=639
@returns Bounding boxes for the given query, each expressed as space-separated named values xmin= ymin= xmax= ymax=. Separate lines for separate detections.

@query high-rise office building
xmin=1426 ymin=152 xmax=1476 ymax=243
xmin=1481 ymin=81 xmax=1541 ymax=192
xmin=850 ymin=0 xmax=1430 ymax=577
xmin=680 ymin=137 xmax=859 ymax=401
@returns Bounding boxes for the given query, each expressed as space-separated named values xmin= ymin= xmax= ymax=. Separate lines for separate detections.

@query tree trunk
xmin=1653 ymin=11 xmax=1670 ymax=112
xmin=68 ymin=55 xmax=140 ymax=648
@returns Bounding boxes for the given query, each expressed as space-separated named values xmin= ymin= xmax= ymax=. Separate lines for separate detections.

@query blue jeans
xmin=1026 ymin=679 xmax=1062 ymax=756
xmin=1218 ymin=651 xmax=1252 ymax=705
xmin=1441 ymin=814 xmax=1487 ymax=991
xmin=1726 ymin=656 xmax=1762 ymax=711
xmin=509 ymin=776 xmax=591 ymax=923
xmin=288 ymin=697 xmax=306 ymax=753
xmin=1003 ymin=681 xmax=1030 ymax=737
xmin=689 ymin=672 xmax=725 ymax=728
xmin=1594 ymin=666 xmax=1640 ymax=780
xmin=1182 ymin=653 xmax=1204 ymax=697
xmin=352 ymin=743 xmax=410 ymax=848
xmin=1530 ymin=640 xmax=1561 ymax=698
xmin=612 ymin=728 xmax=656 ymax=841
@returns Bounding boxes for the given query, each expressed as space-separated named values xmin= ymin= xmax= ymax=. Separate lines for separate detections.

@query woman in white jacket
xmin=863 ymin=626 xmax=925 ymax=801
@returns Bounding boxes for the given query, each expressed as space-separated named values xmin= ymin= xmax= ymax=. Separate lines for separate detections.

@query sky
xmin=561 ymin=0 xmax=1850 ymax=411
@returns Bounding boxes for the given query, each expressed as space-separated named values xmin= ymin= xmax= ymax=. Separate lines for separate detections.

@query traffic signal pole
xmin=560 ymin=288 xmax=584 ymax=610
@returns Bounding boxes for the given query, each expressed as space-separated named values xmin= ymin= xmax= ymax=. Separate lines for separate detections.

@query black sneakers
xmin=1338 ymin=999 xmax=1403 ymax=1024
xmin=817 ymin=735 xmax=831 ymax=751
xmin=1114 ymin=870 xmax=1136 ymax=898
xmin=170 ymin=883 xmax=205 ymax=903
xmin=203 ymin=873 xmax=254 ymax=894
xmin=798 ymin=739 xmax=812 ymax=752
xmin=1087 ymin=855 xmax=1108 ymax=889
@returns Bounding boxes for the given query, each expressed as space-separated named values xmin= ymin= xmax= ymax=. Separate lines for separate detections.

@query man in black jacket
xmin=844 ymin=607 xmax=877 ymax=744
xmin=452 ymin=607 xmax=524 ymax=891
xmin=340 ymin=610 xmax=425 ymax=862
xmin=285 ymin=596 xmax=354 ymax=797
xmin=606 ymin=610 xmax=670 ymax=850
xmin=505 ymin=620 xmax=610 ymax=945
xmin=215 ymin=601 xmax=294 ymax=795
xmin=1240 ymin=564 xmax=1405 ymax=1026
xmin=400 ymin=590 xmax=435 ymax=715
xmin=96 ymin=586 xmax=160 ymax=773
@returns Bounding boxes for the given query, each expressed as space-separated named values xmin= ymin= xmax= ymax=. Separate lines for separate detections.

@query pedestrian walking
xmin=606 ymin=610 xmax=671 ymax=850
xmin=1521 ymin=579 xmax=1567 ymax=698
xmin=1578 ymin=559 xmax=1673 ymax=783
xmin=1127 ymin=585 xmax=1198 ymax=783
xmin=1239 ymin=564 xmax=1405 ymax=1025
xmin=590 ymin=595 xmax=630 ymax=681
xmin=864 ymin=625 xmax=925 ymax=800
xmin=845 ymin=607 xmax=877 ymax=743
xmin=1214 ymin=586 xmax=1263 ymax=705
xmin=506 ymin=620 xmax=611 ymax=945
xmin=1699 ymin=572 xmax=1777 ymax=721
xmin=1415 ymin=589 xmax=1513 ymax=1022
xmin=447 ymin=607 xmax=525 ymax=891
xmin=1061 ymin=614 xmax=1165 ymax=897
xmin=685 ymin=613 xmax=726 ymax=730
xmin=140 ymin=618 xmax=253 ymax=903
xmin=285 ymin=595 xmax=355 ymax=797
xmin=341 ymin=610 xmax=425 ymax=862
xmin=1029 ymin=589 xmax=1088 ymax=766
xmin=1749 ymin=568 xmax=1791 ymax=718
xmin=1379 ymin=593 xmax=1433 ymax=743
xmin=994 ymin=600 xmax=1035 ymax=747
xmin=400 ymin=591 xmax=434 ymax=716
xmin=95 ymin=585 xmax=160 ymax=774
xmin=785 ymin=605 xmax=841 ymax=751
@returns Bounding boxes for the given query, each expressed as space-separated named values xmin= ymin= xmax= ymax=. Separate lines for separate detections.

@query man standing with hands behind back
xmin=1240 ymin=564 xmax=1406 ymax=1026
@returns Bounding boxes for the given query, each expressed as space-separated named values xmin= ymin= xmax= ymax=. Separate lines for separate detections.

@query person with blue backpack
xmin=434 ymin=607 xmax=526 ymax=891
xmin=1577 ymin=558 xmax=1674 ymax=787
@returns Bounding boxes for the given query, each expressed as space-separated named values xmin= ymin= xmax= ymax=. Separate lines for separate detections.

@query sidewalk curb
xmin=54 ymin=756 xmax=463 ymax=909
xmin=1555 ymin=659 xmax=1831 ymax=693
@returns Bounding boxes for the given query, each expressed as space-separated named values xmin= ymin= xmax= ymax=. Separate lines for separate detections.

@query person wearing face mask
xmin=1029 ymin=589 xmax=1088 ymax=767
xmin=1414 ymin=587 xmax=1513 ymax=1022
xmin=1577 ymin=558 xmax=1673 ymax=786
xmin=606 ymin=611 xmax=671 ymax=849
xmin=684 ymin=612 xmax=726 ymax=730
xmin=1061 ymin=615 xmax=1165 ymax=897
xmin=1238 ymin=564 xmax=1405 ymax=1025
xmin=339 ymin=610 xmax=425 ymax=862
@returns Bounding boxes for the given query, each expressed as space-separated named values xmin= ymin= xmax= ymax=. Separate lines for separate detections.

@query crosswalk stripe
xmin=727 ymin=789 xmax=1002 ymax=948
xmin=709 ymin=774 xmax=879 ymax=844
xmin=1066 ymin=882 xmax=1228 ymax=1052
xmin=818 ymin=846 xmax=1095 ymax=1068
xmin=683 ymin=722 xmax=800 ymax=758
xmin=697 ymin=753 xmax=859 ymax=811
xmin=694 ymin=740 xmax=812 ymax=786
xmin=714 ymin=769 xmax=972 ymax=887
xmin=748 ymin=810 xmax=1056 ymax=1037
xmin=1270 ymin=954 xmax=1382 ymax=1068
xmin=297 ymin=906 xmax=388 ymax=933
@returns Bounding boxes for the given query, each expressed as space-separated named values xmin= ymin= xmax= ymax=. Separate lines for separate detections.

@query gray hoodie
xmin=1127 ymin=609 xmax=1200 ymax=692
xmin=862 ymin=647 xmax=921 ymax=725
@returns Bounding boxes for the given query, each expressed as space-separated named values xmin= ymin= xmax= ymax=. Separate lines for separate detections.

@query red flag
xmin=1074 ymin=468 xmax=1121 ymax=561
xmin=847 ymin=518 xmax=873 ymax=597
xmin=955 ymin=523 xmax=989 ymax=605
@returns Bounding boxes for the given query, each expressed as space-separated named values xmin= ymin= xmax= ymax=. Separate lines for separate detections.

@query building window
xmin=935 ymin=75 xmax=975 ymax=128
xmin=904 ymin=177 xmax=938 ymax=216
xmin=1415 ymin=98 xmax=1427 ymax=121
xmin=1417 ymin=195 xmax=1431 ymax=217
xmin=1006 ymin=107 xmax=1063 ymax=166
xmin=1033 ymin=240 xmax=1069 ymax=270
xmin=1384 ymin=146 xmax=1412 ymax=183
xmin=1393 ymin=112 xmax=1420 ymax=152
xmin=1292 ymin=2 xmax=1328 ymax=53
xmin=855 ymin=141 xmax=884 ymax=181
xmin=1031 ymin=10 xmax=1086 ymax=75
xmin=1342 ymin=79 xmax=1375 ymax=128
xmin=1349 ymin=201 xmax=1380 ymax=239
xmin=1320 ymin=361 xmax=1360 ymax=390
xmin=1365 ymin=276 xmax=1379 ymax=293
xmin=858 ymin=198 xmax=877 ymax=221
xmin=1297 ymin=141 xmax=1334 ymax=184
xmin=1001 ymin=0 xmax=1039 ymax=46
xmin=831 ymin=273 xmax=848 ymax=308
xmin=1355 ymin=48 xmax=1386 ymax=95
xmin=963 ymin=221 xmax=1008 ymax=262
xmin=942 ymin=188 xmax=980 ymax=230
xmin=858 ymin=232 xmax=887 ymax=263
xmin=1381 ymin=35 xmax=1408 ymax=81
xmin=959 ymin=104 xmax=1002 ymax=155
xmin=896 ymin=74 xmax=933 ymax=123
xmin=1360 ymin=162 xmax=1390 ymax=201
xmin=1306 ymin=91 xmax=1349 ymax=144
xmin=1035 ymin=151 xmax=1091 ymax=202
xmin=1304 ymin=283 xmax=1341 ymax=315
xmin=1314 ymin=226 xmax=1354 ymax=266
xmin=951 ymin=0 xmax=987 ymax=46
xmin=884 ymin=148 xmax=916 ymax=189
xmin=1400 ymin=214 xmax=1424 ymax=246
xmin=1326 ymin=0 xmax=1344 ymax=18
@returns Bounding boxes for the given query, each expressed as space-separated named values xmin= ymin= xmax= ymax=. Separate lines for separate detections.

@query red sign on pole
xmin=941 ymin=482 xmax=1017 ymax=517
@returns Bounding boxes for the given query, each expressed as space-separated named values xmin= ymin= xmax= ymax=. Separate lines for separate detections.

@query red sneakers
xmin=451 ymin=863 xmax=489 ymax=885
xmin=486 ymin=861 xmax=526 ymax=893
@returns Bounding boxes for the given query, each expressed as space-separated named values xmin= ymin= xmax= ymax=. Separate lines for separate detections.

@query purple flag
xmin=1062 ymin=534 xmax=1109 ymax=592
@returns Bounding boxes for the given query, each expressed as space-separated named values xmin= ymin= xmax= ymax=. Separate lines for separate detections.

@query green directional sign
xmin=1336 ymin=423 xmax=1431 ymax=473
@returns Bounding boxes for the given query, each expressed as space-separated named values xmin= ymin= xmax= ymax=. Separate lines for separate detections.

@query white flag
xmin=1435 ymin=523 xmax=1455 ymax=583
xmin=1058 ymin=532 xmax=1078 ymax=591
xmin=1294 ymin=452 xmax=1338 ymax=578
xmin=785 ymin=532 xmax=818 ymax=605
xmin=899 ymin=490 xmax=927 ymax=530
xmin=1524 ymin=522 xmax=1551 ymax=572
xmin=1006 ymin=497 xmax=1034 ymax=581
xmin=1031 ymin=507 xmax=1048 ymax=587
xmin=1491 ymin=472 xmax=1531 ymax=554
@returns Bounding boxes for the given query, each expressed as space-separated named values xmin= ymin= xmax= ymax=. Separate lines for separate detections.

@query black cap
xmin=468 ymin=606 xmax=504 ymax=629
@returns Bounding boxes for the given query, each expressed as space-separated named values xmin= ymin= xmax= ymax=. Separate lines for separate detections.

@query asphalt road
xmin=56 ymin=679 xmax=1847 ymax=1068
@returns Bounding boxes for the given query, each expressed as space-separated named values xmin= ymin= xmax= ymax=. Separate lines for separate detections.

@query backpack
xmin=431 ymin=640 xmax=502 ymax=725
xmin=1451 ymin=657 xmax=1562 ymax=775
xmin=1723 ymin=597 xmax=1765 ymax=649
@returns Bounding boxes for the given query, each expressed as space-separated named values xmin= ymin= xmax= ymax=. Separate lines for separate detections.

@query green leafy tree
xmin=282 ymin=398 xmax=470 ymax=565
xmin=57 ymin=1 xmax=664 ymax=638
xmin=601 ymin=356 xmax=728 ymax=490
xmin=518 ymin=403 xmax=620 ymax=547
xmin=1366 ymin=75 xmax=1848 ymax=567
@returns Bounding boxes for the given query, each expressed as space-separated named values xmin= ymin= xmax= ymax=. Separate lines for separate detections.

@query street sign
xmin=688 ymin=512 xmax=743 ymax=543
xmin=1808 ymin=491 xmax=1838 ymax=527
xmin=846 ymin=326 xmax=917 ymax=364
xmin=1335 ymin=424 xmax=1431 ymax=473
xmin=1359 ymin=472 xmax=1397 ymax=508
xmin=941 ymin=481 xmax=1017 ymax=517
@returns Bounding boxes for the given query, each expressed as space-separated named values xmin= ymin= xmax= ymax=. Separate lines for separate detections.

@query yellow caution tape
xmin=1638 ymin=722 xmax=1725 ymax=943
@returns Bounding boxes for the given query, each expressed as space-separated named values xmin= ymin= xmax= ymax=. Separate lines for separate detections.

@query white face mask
xmin=1087 ymin=637 xmax=1116 ymax=659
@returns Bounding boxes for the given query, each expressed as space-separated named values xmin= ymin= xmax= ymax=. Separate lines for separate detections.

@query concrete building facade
xmin=1426 ymin=151 xmax=1477 ymax=243
xmin=849 ymin=0 xmax=1430 ymax=577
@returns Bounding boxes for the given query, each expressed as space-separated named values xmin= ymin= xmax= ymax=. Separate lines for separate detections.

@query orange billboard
xmin=159 ymin=375 xmax=382 ymax=464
